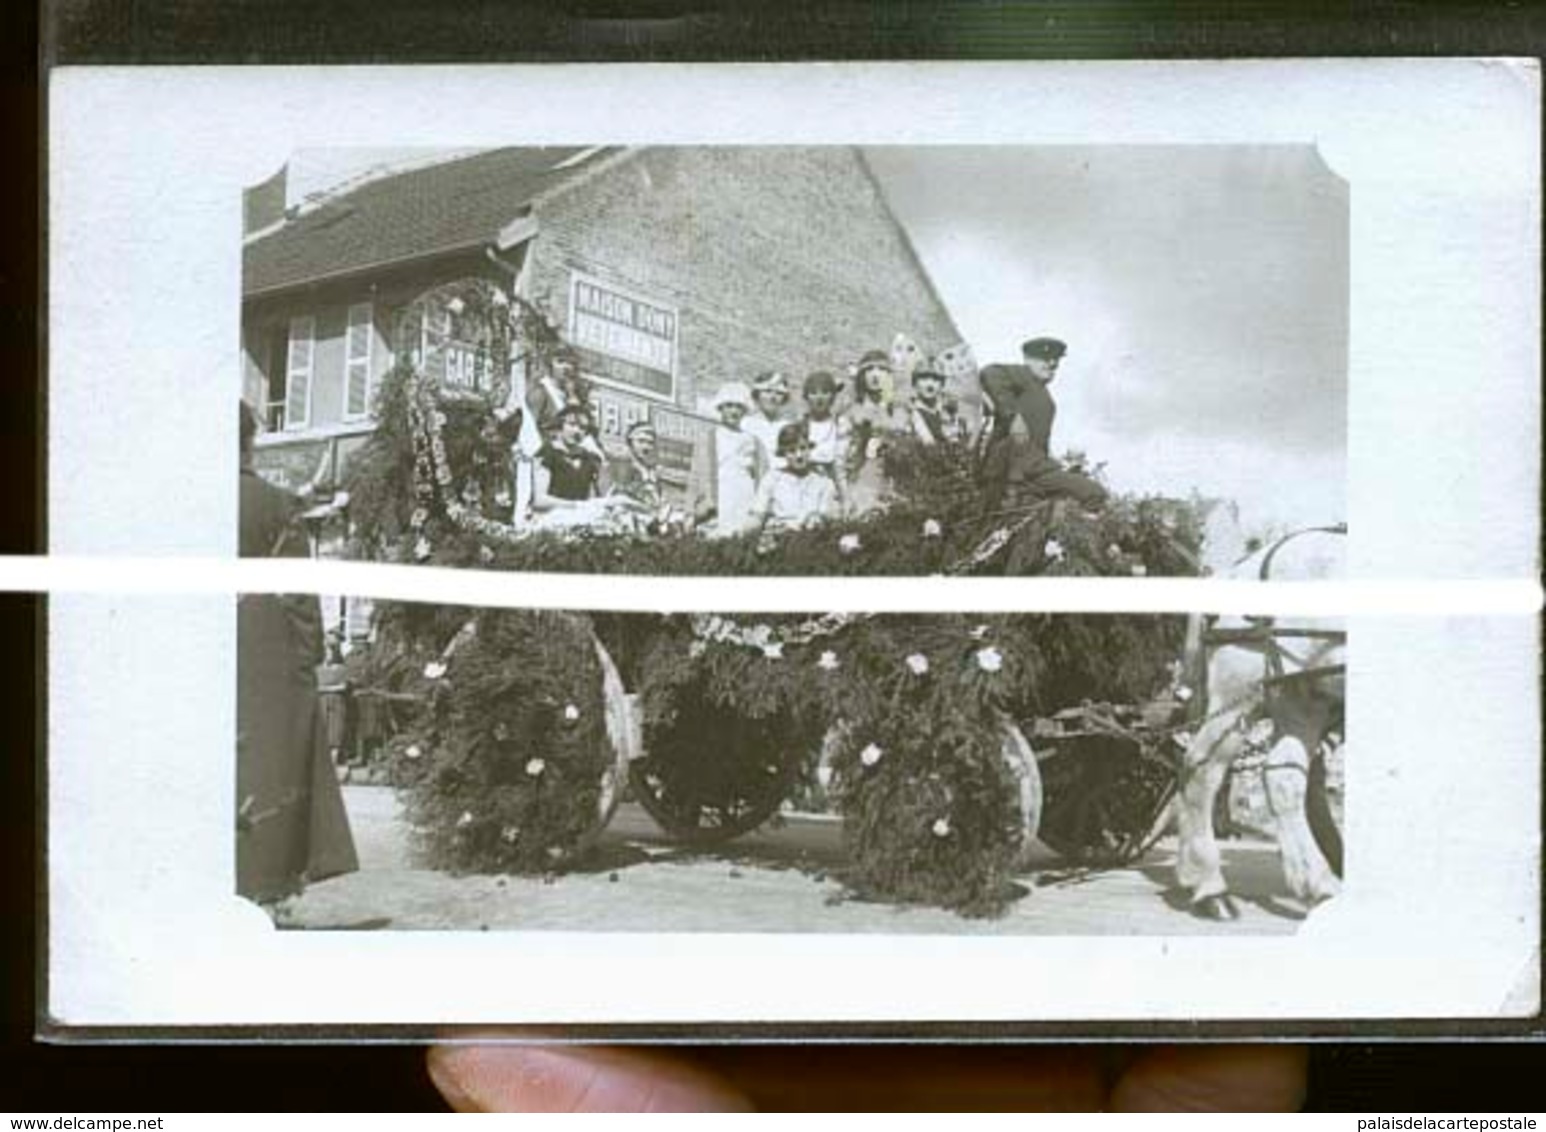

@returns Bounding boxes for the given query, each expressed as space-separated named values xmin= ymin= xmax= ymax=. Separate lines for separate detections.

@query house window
xmin=280 ymin=315 xmax=315 ymax=431
xmin=344 ymin=302 xmax=374 ymax=420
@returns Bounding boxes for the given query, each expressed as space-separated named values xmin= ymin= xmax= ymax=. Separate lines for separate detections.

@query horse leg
xmin=1262 ymin=707 xmax=1341 ymax=906
xmin=1175 ymin=710 xmax=1247 ymax=919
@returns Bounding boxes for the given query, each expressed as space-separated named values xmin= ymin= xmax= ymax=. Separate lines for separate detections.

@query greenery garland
xmin=345 ymin=344 xmax=1206 ymax=579
xmin=633 ymin=611 xmax=1184 ymax=915
xmin=381 ymin=607 xmax=617 ymax=874
xmin=338 ymin=280 xmax=1203 ymax=912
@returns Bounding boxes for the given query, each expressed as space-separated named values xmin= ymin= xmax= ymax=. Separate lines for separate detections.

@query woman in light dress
xmin=844 ymin=348 xmax=906 ymax=515
xmin=708 ymin=382 xmax=767 ymax=537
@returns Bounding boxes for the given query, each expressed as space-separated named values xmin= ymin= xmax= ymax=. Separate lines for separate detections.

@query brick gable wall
xmin=528 ymin=147 xmax=965 ymax=413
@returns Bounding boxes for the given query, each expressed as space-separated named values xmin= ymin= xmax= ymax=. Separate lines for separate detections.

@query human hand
xmin=426 ymin=1042 xmax=1307 ymax=1112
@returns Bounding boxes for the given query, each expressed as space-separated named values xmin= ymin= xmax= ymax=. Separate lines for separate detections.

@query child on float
xmin=707 ymin=381 xmax=766 ymax=537
xmin=749 ymin=421 xmax=840 ymax=541
xmin=798 ymin=370 xmax=852 ymax=516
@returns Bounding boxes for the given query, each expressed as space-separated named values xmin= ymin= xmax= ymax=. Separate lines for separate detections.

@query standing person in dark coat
xmin=236 ymin=402 xmax=358 ymax=906
xmin=977 ymin=336 xmax=1108 ymax=514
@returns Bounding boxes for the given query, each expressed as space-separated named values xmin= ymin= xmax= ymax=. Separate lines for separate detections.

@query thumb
xmin=427 ymin=1043 xmax=755 ymax=1113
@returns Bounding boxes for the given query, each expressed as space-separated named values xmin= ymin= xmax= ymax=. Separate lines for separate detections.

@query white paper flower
xmin=423 ymin=661 xmax=447 ymax=680
xmin=1176 ymin=685 xmax=1194 ymax=702
xmin=817 ymin=650 xmax=840 ymax=671
xmin=457 ymin=810 xmax=474 ymax=827
xmin=1131 ymin=563 xmax=1148 ymax=577
xmin=931 ymin=818 xmax=951 ymax=838
xmin=478 ymin=545 xmax=495 ymax=564
xmin=975 ymin=646 xmax=1004 ymax=673
xmin=860 ymin=743 xmax=884 ymax=767
xmin=838 ymin=533 xmax=863 ymax=554
xmin=1107 ymin=543 xmax=1123 ymax=558
xmin=762 ymin=642 xmax=785 ymax=660
xmin=922 ymin=518 xmax=943 ymax=538
xmin=404 ymin=744 xmax=423 ymax=760
xmin=563 ymin=703 xmax=580 ymax=722
xmin=969 ymin=624 xmax=990 ymax=641
xmin=688 ymin=639 xmax=707 ymax=659
xmin=501 ymin=825 xmax=520 ymax=843
xmin=1044 ymin=538 xmax=1065 ymax=561
xmin=493 ymin=722 xmax=509 ymax=741
xmin=525 ymin=758 xmax=546 ymax=777
xmin=409 ymin=507 xmax=428 ymax=528
xmin=413 ymin=536 xmax=432 ymax=561
xmin=748 ymin=623 xmax=772 ymax=646
xmin=491 ymin=289 xmax=510 ymax=307
xmin=906 ymin=653 xmax=930 ymax=676
xmin=446 ymin=296 xmax=465 ymax=316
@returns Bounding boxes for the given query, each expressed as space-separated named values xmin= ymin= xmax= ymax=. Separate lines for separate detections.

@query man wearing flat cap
xmin=977 ymin=335 xmax=1107 ymax=513
xmin=607 ymin=419 xmax=665 ymax=510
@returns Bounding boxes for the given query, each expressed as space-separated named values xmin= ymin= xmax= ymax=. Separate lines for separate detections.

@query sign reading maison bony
xmin=568 ymin=273 xmax=679 ymax=401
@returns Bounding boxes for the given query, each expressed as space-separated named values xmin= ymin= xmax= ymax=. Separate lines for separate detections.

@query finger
xmin=426 ymin=1044 xmax=754 ymax=1113
xmin=693 ymin=1046 xmax=1110 ymax=1112
xmin=1110 ymin=1044 xmax=1308 ymax=1112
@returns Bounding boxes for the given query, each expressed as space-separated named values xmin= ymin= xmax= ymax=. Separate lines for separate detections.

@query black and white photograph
xmin=45 ymin=61 xmax=1539 ymax=1032
xmin=238 ymin=144 xmax=1347 ymax=581
xmin=237 ymin=593 xmax=1347 ymax=936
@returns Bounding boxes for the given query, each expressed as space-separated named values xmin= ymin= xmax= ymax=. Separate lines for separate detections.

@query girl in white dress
xmin=708 ymin=381 xmax=766 ymax=537
xmin=799 ymin=370 xmax=851 ymax=517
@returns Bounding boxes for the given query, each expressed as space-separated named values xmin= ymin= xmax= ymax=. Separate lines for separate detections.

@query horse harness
xmin=1197 ymin=523 xmax=1349 ymax=710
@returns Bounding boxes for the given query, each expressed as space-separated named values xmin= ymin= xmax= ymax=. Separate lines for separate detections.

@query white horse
xmin=1174 ymin=503 xmax=1346 ymax=920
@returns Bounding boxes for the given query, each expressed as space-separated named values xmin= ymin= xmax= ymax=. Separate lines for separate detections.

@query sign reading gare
xmin=568 ymin=274 xmax=678 ymax=401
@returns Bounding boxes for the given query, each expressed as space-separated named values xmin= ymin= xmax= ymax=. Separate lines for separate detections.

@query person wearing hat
xmin=749 ymin=420 xmax=841 ymax=541
xmin=977 ymin=335 xmax=1107 ymax=513
xmin=908 ymin=365 xmax=969 ymax=446
xmin=707 ymin=381 xmax=766 ymax=536
xmin=798 ymin=370 xmax=852 ymax=515
xmin=236 ymin=402 xmax=358 ymax=906
xmin=742 ymin=370 xmax=792 ymax=464
xmin=607 ymin=419 xmax=666 ymax=511
xmin=532 ymin=403 xmax=605 ymax=514
xmin=846 ymin=349 xmax=905 ymax=513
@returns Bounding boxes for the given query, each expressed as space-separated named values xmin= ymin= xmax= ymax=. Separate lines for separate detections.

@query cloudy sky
xmin=285 ymin=145 xmax=1348 ymax=530
xmin=865 ymin=145 xmax=1349 ymax=530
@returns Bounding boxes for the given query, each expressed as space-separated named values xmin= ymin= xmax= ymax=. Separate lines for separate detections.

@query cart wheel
xmin=634 ymin=696 xmax=813 ymax=846
xmin=1306 ymin=737 xmax=1344 ymax=878
xmin=629 ymin=751 xmax=795 ymax=846
xmin=1036 ymin=733 xmax=1177 ymax=866
xmin=580 ymin=633 xmax=633 ymax=853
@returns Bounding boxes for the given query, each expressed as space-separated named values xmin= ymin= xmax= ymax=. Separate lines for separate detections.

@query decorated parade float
xmin=332 ymin=280 xmax=1338 ymax=917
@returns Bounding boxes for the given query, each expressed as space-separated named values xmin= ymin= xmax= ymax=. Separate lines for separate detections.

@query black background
xmin=10 ymin=0 xmax=1543 ymax=1111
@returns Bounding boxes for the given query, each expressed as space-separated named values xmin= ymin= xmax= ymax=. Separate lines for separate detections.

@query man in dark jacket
xmin=977 ymin=336 xmax=1107 ymax=514
xmin=237 ymin=402 xmax=357 ymax=906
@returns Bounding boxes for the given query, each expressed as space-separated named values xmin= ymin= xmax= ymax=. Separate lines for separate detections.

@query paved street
xmin=285 ymin=785 xmax=1311 ymax=935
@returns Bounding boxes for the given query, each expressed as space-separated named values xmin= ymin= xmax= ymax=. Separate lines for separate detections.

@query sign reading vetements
xmin=568 ymin=273 xmax=678 ymax=401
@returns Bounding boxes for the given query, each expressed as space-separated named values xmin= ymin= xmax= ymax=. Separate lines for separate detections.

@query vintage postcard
xmin=43 ymin=61 xmax=1540 ymax=1035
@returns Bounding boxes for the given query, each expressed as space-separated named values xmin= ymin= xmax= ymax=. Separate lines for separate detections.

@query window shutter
xmin=345 ymin=303 xmax=373 ymax=418
xmin=284 ymin=316 xmax=314 ymax=430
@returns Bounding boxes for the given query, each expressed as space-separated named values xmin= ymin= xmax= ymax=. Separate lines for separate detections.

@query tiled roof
xmin=243 ymin=147 xmax=612 ymax=297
